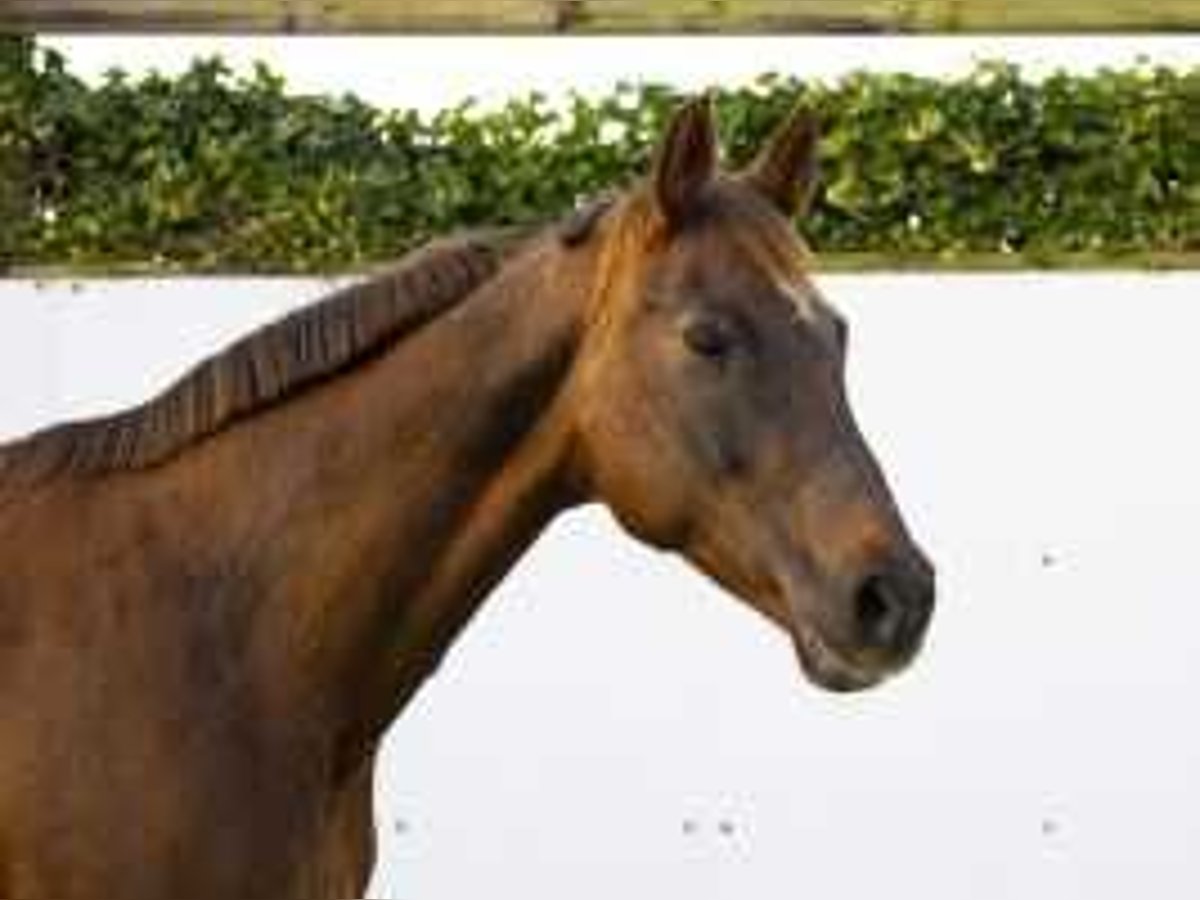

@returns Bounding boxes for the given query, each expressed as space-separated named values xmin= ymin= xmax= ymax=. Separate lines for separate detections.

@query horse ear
xmin=742 ymin=103 xmax=820 ymax=218
xmin=652 ymin=96 xmax=718 ymax=228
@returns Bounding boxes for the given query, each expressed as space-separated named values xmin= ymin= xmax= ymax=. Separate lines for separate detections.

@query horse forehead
xmin=690 ymin=234 xmax=823 ymax=324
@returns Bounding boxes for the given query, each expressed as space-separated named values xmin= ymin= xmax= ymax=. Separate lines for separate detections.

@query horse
xmin=0 ymin=98 xmax=934 ymax=899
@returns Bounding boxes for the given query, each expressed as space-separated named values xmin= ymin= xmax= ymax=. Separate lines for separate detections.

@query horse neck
xmin=234 ymin=235 xmax=596 ymax=767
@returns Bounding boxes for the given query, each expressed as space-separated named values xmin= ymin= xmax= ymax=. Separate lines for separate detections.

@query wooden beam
xmin=2 ymin=0 xmax=1197 ymax=33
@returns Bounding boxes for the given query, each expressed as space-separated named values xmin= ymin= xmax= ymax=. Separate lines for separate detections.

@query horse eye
xmin=683 ymin=318 xmax=734 ymax=361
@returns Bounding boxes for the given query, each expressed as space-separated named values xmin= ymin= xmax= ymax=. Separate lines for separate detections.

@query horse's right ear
xmin=651 ymin=96 xmax=718 ymax=229
xmin=742 ymin=102 xmax=820 ymax=219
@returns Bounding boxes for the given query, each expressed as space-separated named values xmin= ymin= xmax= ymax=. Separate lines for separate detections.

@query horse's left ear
xmin=741 ymin=103 xmax=820 ymax=218
xmin=652 ymin=95 xmax=719 ymax=229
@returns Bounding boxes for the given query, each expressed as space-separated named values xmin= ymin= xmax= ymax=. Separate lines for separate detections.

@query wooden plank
xmin=911 ymin=0 xmax=1199 ymax=29
xmin=2 ymin=0 xmax=1197 ymax=32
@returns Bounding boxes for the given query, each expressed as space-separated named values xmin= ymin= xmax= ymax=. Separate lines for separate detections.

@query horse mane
xmin=0 ymin=226 xmax=542 ymax=489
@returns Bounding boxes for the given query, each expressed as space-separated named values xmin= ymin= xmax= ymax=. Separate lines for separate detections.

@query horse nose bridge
xmin=836 ymin=424 xmax=918 ymax=551
xmin=794 ymin=444 xmax=918 ymax=575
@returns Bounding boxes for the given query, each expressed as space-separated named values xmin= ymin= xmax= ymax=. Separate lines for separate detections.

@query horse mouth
xmin=774 ymin=575 xmax=887 ymax=692
xmin=790 ymin=621 xmax=888 ymax=693
xmin=779 ymin=569 xmax=927 ymax=693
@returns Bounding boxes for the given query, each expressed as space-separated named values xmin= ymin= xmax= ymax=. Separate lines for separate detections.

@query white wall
xmin=44 ymin=36 xmax=1200 ymax=115
xmin=2 ymin=274 xmax=1199 ymax=900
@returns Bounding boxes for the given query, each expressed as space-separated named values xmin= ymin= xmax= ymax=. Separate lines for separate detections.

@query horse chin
xmin=788 ymin=617 xmax=890 ymax=694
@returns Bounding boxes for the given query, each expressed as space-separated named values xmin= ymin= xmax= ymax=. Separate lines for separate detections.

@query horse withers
xmin=0 ymin=98 xmax=934 ymax=899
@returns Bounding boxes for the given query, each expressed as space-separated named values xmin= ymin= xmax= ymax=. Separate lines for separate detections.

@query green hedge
xmin=1 ymin=36 xmax=33 ymax=267
xmin=3 ymin=38 xmax=1197 ymax=272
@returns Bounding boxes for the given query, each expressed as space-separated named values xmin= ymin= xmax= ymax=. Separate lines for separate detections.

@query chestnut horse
xmin=0 ymin=100 xmax=933 ymax=899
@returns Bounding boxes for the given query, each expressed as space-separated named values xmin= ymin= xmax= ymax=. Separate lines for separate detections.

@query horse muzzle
xmin=785 ymin=555 xmax=935 ymax=693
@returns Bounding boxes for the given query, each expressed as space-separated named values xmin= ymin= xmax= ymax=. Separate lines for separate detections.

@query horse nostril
xmin=854 ymin=575 xmax=908 ymax=651
xmin=854 ymin=567 xmax=933 ymax=653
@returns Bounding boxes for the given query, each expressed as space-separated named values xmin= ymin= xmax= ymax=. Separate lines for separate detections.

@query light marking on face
xmin=777 ymin=278 xmax=820 ymax=324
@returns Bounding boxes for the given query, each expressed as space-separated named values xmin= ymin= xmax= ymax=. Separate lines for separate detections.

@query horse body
xmin=0 ymin=101 xmax=934 ymax=899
